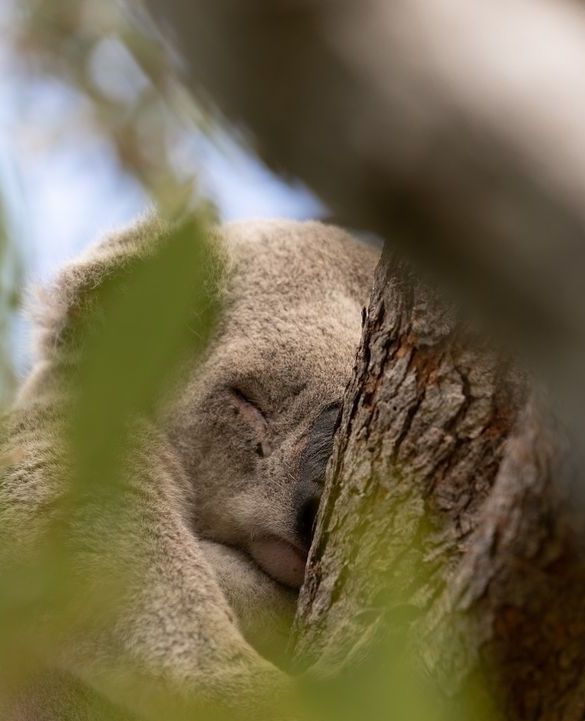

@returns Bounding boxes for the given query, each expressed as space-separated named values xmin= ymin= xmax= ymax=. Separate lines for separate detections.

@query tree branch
xmin=142 ymin=0 xmax=585 ymax=437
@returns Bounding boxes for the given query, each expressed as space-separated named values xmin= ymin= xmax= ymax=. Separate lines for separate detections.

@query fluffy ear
xmin=31 ymin=215 xmax=169 ymax=364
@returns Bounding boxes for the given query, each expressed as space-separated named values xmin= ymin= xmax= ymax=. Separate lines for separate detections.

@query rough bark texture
xmin=423 ymin=403 xmax=585 ymax=720
xmin=293 ymin=253 xmax=585 ymax=720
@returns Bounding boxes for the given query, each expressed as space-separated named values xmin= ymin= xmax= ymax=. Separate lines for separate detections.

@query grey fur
xmin=0 ymin=218 xmax=377 ymax=719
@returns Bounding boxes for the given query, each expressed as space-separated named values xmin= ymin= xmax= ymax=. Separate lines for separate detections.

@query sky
xmin=0 ymin=5 xmax=324 ymax=373
xmin=0 ymin=73 xmax=323 ymax=285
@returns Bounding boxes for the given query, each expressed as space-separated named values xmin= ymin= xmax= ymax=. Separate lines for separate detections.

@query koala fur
xmin=0 ymin=218 xmax=377 ymax=720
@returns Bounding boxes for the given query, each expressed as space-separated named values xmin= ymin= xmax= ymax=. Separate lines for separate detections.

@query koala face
xmin=167 ymin=220 xmax=377 ymax=590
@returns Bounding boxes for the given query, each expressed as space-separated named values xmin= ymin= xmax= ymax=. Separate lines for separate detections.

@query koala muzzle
xmin=247 ymin=487 xmax=321 ymax=590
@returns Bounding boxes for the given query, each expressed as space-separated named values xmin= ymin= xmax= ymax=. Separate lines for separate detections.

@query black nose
xmin=296 ymin=493 xmax=321 ymax=551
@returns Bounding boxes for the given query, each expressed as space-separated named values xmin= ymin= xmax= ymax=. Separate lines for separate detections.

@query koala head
xmin=25 ymin=216 xmax=377 ymax=596
xmin=166 ymin=219 xmax=378 ymax=589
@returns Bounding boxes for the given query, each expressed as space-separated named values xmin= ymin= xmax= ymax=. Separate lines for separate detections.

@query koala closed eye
xmin=227 ymin=386 xmax=273 ymax=457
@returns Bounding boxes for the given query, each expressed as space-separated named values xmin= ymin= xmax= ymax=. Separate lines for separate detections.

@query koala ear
xmin=31 ymin=215 xmax=170 ymax=363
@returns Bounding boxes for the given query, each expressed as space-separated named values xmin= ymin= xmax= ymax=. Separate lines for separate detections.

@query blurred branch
xmin=13 ymin=0 xmax=211 ymax=217
xmin=141 ymin=0 xmax=585 ymax=435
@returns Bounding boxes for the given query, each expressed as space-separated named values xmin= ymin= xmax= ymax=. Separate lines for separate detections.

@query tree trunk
xmin=293 ymin=252 xmax=585 ymax=720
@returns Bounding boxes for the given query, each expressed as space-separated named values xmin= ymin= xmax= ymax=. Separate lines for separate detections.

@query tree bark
xmin=293 ymin=253 xmax=585 ymax=720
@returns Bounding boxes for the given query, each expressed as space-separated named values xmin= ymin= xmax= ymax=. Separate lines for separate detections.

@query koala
xmin=0 ymin=218 xmax=377 ymax=720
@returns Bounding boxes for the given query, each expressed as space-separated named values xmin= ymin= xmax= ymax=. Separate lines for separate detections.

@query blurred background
xmin=0 ymin=0 xmax=324 ymax=386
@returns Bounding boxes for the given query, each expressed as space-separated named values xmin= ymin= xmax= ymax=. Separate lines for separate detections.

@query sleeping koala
xmin=166 ymin=220 xmax=377 ymax=643
xmin=1 ymin=218 xmax=377 ymax=720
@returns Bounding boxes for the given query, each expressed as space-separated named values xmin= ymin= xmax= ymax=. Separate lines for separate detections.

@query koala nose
xmin=296 ymin=492 xmax=321 ymax=551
